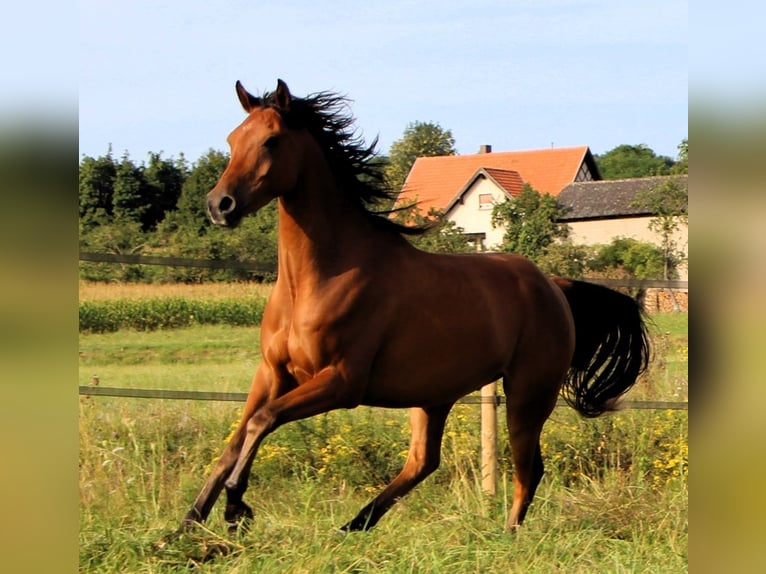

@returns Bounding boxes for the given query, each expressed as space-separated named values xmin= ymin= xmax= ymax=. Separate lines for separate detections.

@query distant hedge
xmin=79 ymin=297 xmax=267 ymax=333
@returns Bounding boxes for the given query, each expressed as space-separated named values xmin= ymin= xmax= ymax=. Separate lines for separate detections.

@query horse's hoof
xmin=225 ymin=502 xmax=254 ymax=534
xmin=338 ymin=517 xmax=373 ymax=532
xmin=226 ymin=520 xmax=252 ymax=535
xmin=177 ymin=518 xmax=200 ymax=535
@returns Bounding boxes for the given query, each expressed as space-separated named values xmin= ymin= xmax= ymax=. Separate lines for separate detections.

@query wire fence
xmin=78 ymin=251 xmax=688 ymax=290
xmin=78 ymin=385 xmax=687 ymax=410
xmin=79 ymin=250 xmax=687 ymax=410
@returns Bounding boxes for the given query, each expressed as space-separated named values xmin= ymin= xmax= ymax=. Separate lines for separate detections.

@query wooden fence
xmin=78 ymin=251 xmax=688 ymax=494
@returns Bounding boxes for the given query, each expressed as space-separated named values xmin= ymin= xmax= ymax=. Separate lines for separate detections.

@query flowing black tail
xmin=553 ymin=278 xmax=651 ymax=418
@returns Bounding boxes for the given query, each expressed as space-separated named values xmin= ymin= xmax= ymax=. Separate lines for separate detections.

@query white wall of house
xmin=444 ymin=178 xmax=689 ymax=281
xmin=445 ymin=177 xmax=508 ymax=249
xmin=566 ymin=217 xmax=688 ymax=281
xmin=567 ymin=216 xmax=656 ymax=244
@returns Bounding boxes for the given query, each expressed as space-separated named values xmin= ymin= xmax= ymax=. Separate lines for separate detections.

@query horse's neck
xmin=275 ymin=178 xmax=388 ymax=294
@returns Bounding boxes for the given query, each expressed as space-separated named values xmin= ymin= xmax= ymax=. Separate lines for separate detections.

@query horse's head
xmin=207 ymin=79 xmax=302 ymax=227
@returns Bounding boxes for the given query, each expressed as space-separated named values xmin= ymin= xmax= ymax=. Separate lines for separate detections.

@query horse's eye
xmin=264 ymin=135 xmax=280 ymax=150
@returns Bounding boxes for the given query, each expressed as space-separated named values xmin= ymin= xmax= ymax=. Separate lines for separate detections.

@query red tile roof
xmin=483 ymin=168 xmax=525 ymax=197
xmin=398 ymin=146 xmax=594 ymax=214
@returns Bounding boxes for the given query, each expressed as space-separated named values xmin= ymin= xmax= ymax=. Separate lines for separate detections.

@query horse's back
xmin=399 ymin=250 xmax=570 ymax=326
xmin=361 ymin=249 xmax=574 ymax=407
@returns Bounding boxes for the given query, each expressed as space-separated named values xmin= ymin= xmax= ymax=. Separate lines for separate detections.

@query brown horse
xmin=185 ymin=79 xmax=649 ymax=533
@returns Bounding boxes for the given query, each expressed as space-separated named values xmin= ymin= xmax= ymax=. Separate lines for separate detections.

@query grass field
xmin=79 ymin=283 xmax=687 ymax=572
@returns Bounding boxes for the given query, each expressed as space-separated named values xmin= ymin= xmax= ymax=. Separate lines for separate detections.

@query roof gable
xmin=557 ymin=175 xmax=688 ymax=220
xmin=443 ymin=168 xmax=524 ymax=214
xmin=398 ymin=146 xmax=597 ymax=214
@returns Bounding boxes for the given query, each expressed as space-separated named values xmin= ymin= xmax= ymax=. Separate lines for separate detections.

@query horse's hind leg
xmin=504 ymin=381 xmax=559 ymax=530
xmin=506 ymin=421 xmax=545 ymax=529
xmin=340 ymin=404 xmax=453 ymax=531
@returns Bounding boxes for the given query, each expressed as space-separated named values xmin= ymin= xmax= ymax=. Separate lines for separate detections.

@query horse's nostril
xmin=219 ymin=195 xmax=236 ymax=214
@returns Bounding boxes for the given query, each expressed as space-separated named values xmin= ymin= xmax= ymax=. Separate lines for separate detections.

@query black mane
xmin=260 ymin=87 xmax=429 ymax=237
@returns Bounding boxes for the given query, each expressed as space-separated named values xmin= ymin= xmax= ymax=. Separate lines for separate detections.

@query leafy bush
xmin=588 ymin=237 xmax=666 ymax=279
xmin=535 ymin=240 xmax=593 ymax=278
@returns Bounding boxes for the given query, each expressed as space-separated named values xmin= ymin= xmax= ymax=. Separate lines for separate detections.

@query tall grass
xmin=79 ymin=280 xmax=273 ymax=301
xmin=79 ymin=396 xmax=687 ymax=572
xmin=79 ymin=316 xmax=687 ymax=572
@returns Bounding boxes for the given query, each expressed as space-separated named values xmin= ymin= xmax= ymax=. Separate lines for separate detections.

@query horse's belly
xmin=361 ymin=331 xmax=507 ymax=408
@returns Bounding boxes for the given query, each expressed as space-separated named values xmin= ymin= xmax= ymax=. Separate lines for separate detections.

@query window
xmin=478 ymin=194 xmax=494 ymax=210
xmin=464 ymin=232 xmax=486 ymax=251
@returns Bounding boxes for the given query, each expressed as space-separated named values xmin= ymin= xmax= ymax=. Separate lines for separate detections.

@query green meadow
xmin=79 ymin=311 xmax=687 ymax=573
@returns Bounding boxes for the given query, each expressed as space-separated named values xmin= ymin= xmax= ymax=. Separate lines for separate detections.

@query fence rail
xmin=79 ymin=251 xmax=275 ymax=272
xmin=582 ymin=277 xmax=688 ymax=290
xmin=79 ymin=251 xmax=687 ymax=290
xmin=78 ymin=385 xmax=687 ymax=411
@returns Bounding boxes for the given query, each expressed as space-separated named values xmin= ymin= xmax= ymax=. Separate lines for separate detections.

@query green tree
xmin=78 ymin=220 xmax=148 ymax=282
xmin=79 ymin=149 xmax=189 ymax=234
xmin=79 ymin=150 xmax=117 ymax=232
xmin=111 ymin=152 xmax=148 ymax=226
xmin=595 ymin=144 xmax=675 ymax=179
xmin=230 ymin=201 xmax=279 ymax=278
xmin=393 ymin=206 xmax=474 ymax=253
xmin=631 ymin=176 xmax=688 ymax=281
xmin=672 ymin=138 xmax=688 ymax=174
xmin=164 ymin=149 xmax=229 ymax=235
xmin=142 ymin=152 xmax=188 ymax=230
xmin=491 ymin=184 xmax=569 ymax=260
xmin=386 ymin=121 xmax=457 ymax=192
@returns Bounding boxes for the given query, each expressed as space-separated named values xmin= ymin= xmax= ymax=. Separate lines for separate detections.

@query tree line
xmin=79 ymin=124 xmax=688 ymax=283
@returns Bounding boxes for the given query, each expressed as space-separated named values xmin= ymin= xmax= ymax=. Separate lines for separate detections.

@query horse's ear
xmin=235 ymin=81 xmax=260 ymax=112
xmin=274 ymin=79 xmax=292 ymax=112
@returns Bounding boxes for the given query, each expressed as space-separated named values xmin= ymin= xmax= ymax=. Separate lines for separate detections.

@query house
xmin=557 ymin=175 xmax=689 ymax=281
xmin=397 ymin=145 xmax=600 ymax=249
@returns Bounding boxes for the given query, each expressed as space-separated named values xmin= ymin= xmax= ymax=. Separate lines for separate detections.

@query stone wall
xmin=642 ymin=288 xmax=688 ymax=314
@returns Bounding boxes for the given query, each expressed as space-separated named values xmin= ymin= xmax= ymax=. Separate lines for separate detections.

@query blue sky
xmin=78 ymin=1 xmax=689 ymax=163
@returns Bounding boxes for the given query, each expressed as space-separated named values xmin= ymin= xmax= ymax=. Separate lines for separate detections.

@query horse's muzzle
xmin=207 ymin=193 xmax=239 ymax=227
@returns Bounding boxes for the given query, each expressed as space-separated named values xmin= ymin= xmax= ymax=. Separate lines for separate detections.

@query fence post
xmin=480 ymin=380 xmax=498 ymax=496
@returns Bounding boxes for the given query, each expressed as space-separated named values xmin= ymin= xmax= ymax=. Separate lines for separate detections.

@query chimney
xmin=478 ymin=144 xmax=492 ymax=154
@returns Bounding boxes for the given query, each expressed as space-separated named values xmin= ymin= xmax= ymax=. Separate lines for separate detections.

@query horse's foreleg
xmin=181 ymin=428 xmax=245 ymax=528
xmin=224 ymin=366 xmax=356 ymax=497
xmin=180 ymin=367 xmax=271 ymax=531
xmin=340 ymin=404 xmax=452 ymax=532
